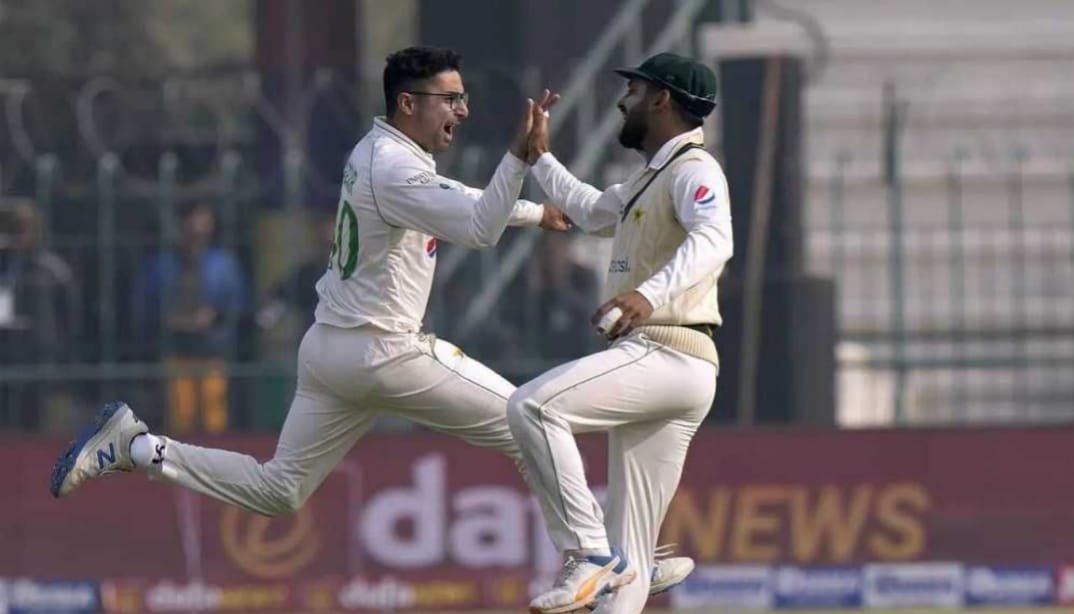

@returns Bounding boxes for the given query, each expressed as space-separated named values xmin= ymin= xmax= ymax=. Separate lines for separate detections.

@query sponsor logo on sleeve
xmin=964 ymin=565 xmax=1053 ymax=606
xmin=405 ymin=170 xmax=435 ymax=186
xmin=693 ymin=185 xmax=716 ymax=208
xmin=670 ymin=565 xmax=773 ymax=610
xmin=864 ymin=562 xmax=963 ymax=609
xmin=774 ymin=566 xmax=862 ymax=608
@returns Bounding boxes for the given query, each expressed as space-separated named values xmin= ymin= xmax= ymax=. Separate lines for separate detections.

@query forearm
xmin=531 ymin=153 xmax=618 ymax=232
xmin=462 ymin=152 xmax=531 ymax=246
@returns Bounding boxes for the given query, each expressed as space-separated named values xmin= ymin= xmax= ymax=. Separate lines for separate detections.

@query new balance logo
xmin=96 ymin=443 xmax=116 ymax=469
xmin=151 ymin=443 xmax=166 ymax=465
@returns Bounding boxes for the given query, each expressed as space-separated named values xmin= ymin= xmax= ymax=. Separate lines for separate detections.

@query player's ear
xmin=398 ymin=92 xmax=415 ymax=116
xmin=651 ymin=88 xmax=673 ymax=111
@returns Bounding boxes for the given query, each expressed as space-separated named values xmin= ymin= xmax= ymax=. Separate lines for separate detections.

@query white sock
xmin=130 ymin=433 xmax=165 ymax=468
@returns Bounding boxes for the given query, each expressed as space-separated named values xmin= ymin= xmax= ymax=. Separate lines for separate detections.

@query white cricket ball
xmin=596 ymin=307 xmax=623 ymax=335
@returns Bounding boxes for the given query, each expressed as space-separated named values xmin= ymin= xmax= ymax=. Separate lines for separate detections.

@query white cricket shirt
xmin=315 ymin=117 xmax=543 ymax=332
xmin=531 ymin=128 xmax=733 ymax=325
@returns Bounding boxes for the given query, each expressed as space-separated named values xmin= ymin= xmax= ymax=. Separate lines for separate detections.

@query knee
xmin=506 ymin=386 xmax=542 ymax=435
xmin=266 ymin=487 xmax=305 ymax=516
xmin=259 ymin=466 xmax=308 ymax=516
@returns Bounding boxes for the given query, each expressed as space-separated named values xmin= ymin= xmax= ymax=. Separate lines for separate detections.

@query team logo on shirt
xmin=694 ymin=185 xmax=716 ymax=208
xmin=425 ymin=237 xmax=438 ymax=258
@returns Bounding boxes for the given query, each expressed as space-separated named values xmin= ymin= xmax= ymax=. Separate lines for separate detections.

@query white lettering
xmin=360 ymin=455 xmax=445 ymax=567
xmin=145 ymin=581 xmax=222 ymax=611
xmin=356 ymin=454 xmax=608 ymax=570
xmin=451 ymin=487 xmax=526 ymax=566
xmin=338 ymin=577 xmax=415 ymax=609
xmin=10 ymin=579 xmax=96 ymax=610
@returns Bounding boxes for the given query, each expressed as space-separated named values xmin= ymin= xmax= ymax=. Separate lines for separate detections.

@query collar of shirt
xmin=372 ymin=116 xmax=435 ymax=165
xmin=647 ymin=127 xmax=705 ymax=170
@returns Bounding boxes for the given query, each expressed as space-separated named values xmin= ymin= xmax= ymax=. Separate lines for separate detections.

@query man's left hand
xmin=591 ymin=291 xmax=654 ymax=339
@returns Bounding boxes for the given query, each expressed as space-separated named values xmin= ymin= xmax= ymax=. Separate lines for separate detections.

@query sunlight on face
xmin=409 ymin=70 xmax=469 ymax=153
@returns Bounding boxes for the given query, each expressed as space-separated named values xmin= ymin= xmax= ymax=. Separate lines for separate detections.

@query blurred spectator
xmin=0 ymin=199 xmax=81 ymax=430
xmin=256 ymin=213 xmax=335 ymax=336
xmin=132 ymin=201 xmax=248 ymax=434
xmin=527 ymin=232 xmax=603 ymax=360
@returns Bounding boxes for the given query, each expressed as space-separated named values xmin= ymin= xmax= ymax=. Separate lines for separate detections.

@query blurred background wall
xmin=3 ymin=0 xmax=1070 ymax=436
xmin=1 ymin=1 xmax=1074 ymax=610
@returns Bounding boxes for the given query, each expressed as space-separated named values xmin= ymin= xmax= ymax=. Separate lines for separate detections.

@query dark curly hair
xmin=383 ymin=46 xmax=463 ymax=117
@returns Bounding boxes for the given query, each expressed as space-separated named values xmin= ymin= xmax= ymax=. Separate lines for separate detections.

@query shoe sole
xmin=533 ymin=565 xmax=636 ymax=614
xmin=583 ymin=568 xmax=639 ymax=610
xmin=49 ymin=401 xmax=129 ymax=498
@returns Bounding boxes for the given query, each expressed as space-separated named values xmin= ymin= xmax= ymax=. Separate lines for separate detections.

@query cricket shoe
xmin=649 ymin=543 xmax=695 ymax=595
xmin=50 ymin=401 xmax=148 ymax=498
xmin=530 ymin=548 xmax=636 ymax=614
xmin=585 ymin=545 xmax=695 ymax=609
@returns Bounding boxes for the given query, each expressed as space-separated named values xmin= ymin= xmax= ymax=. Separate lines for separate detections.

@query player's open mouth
xmin=443 ymin=123 xmax=456 ymax=139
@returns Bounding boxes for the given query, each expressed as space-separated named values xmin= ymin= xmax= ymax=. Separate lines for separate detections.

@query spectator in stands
xmin=493 ymin=231 xmax=601 ymax=362
xmin=132 ymin=200 xmax=247 ymax=434
xmin=256 ymin=213 xmax=336 ymax=337
xmin=0 ymin=199 xmax=80 ymax=430
xmin=531 ymin=232 xmax=603 ymax=359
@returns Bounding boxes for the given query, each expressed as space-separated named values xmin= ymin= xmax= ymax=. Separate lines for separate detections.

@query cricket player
xmin=508 ymin=53 xmax=731 ymax=614
xmin=49 ymin=46 xmax=694 ymax=597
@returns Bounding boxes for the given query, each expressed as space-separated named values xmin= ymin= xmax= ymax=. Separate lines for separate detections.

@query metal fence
xmin=0 ymin=71 xmax=609 ymax=434
xmin=809 ymin=143 xmax=1074 ymax=425
xmin=3 ymin=70 xmax=1074 ymax=433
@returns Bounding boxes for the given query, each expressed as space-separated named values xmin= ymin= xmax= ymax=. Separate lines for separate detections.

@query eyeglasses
xmin=406 ymin=91 xmax=469 ymax=110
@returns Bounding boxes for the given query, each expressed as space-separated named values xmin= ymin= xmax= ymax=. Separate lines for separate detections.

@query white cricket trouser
xmin=507 ymin=331 xmax=716 ymax=614
xmin=151 ymin=323 xmax=527 ymax=515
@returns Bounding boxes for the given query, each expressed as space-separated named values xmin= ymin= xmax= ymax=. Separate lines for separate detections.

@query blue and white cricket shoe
xmin=50 ymin=401 xmax=147 ymax=498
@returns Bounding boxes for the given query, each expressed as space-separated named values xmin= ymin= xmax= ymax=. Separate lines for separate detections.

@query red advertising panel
xmin=2 ymin=426 xmax=1073 ymax=611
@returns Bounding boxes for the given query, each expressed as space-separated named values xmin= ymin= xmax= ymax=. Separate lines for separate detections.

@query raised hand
xmin=526 ymin=89 xmax=561 ymax=164
xmin=510 ymin=97 xmax=536 ymax=161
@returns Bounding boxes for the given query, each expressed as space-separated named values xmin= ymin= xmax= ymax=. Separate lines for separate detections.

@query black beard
xmin=617 ymin=112 xmax=647 ymax=149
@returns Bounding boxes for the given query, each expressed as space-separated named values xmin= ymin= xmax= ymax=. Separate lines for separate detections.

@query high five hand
xmin=526 ymin=89 xmax=560 ymax=164
xmin=510 ymin=97 xmax=536 ymax=160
